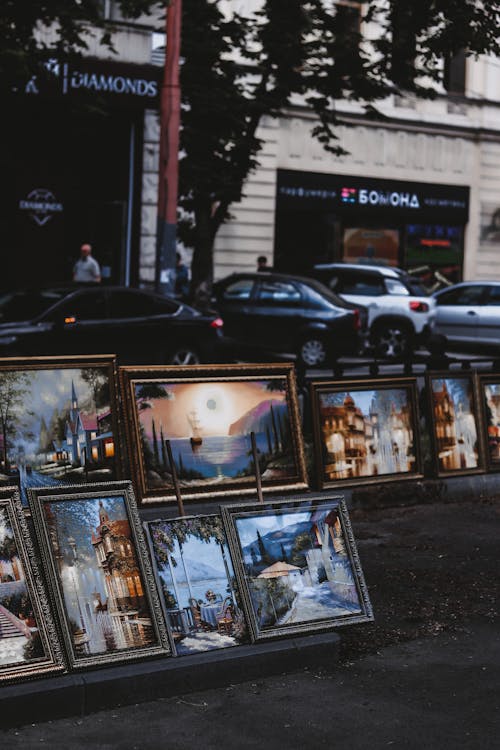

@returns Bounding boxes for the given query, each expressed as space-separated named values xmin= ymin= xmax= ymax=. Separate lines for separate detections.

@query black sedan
xmin=0 ymin=285 xmax=224 ymax=364
xmin=212 ymin=272 xmax=368 ymax=368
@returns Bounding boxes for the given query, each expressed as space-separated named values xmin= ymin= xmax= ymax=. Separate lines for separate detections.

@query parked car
xmin=0 ymin=285 xmax=224 ymax=364
xmin=432 ymin=281 xmax=500 ymax=352
xmin=309 ymin=262 xmax=435 ymax=358
xmin=211 ymin=272 xmax=368 ymax=368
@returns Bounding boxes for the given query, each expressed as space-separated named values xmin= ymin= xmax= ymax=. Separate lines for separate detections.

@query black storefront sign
xmin=20 ymin=57 xmax=161 ymax=109
xmin=277 ymin=169 xmax=470 ymax=222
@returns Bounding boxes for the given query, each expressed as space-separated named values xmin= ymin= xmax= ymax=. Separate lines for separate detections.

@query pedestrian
xmin=257 ymin=255 xmax=272 ymax=272
xmin=175 ymin=252 xmax=190 ymax=300
xmin=73 ymin=243 xmax=101 ymax=285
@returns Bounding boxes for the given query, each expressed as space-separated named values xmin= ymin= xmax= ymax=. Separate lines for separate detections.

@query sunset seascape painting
xmin=120 ymin=365 xmax=307 ymax=504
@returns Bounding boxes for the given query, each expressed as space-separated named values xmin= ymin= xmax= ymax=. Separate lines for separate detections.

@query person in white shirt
xmin=73 ymin=243 xmax=101 ymax=284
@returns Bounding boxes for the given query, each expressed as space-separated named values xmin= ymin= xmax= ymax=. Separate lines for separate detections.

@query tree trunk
xmin=190 ymin=197 xmax=218 ymax=311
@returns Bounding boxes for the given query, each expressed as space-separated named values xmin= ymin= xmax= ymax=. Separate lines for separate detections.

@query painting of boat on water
xmin=120 ymin=364 xmax=307 ymax=504
xmin=222 ymin=498 xmax=373 ymax=642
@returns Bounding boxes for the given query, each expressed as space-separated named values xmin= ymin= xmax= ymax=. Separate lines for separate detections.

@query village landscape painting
xmin=0 ymin=488 xmax=64 ymax=683
xmin=28 ymin=483 xmax=169 ymax=668
xmin=0 ymin=357 xmax=121 ymax=505
xmin=147 ymin=515 xmax=248 ymax=656
xmin=428 ymin=375 xmax=482 ymax=474
xmin=222 ymin=499 xmax=373 ymax=641
xmin=121 ymin=364 xmax=307 ymax=503
xmin=312 ymin=379 xmax=420 ymax=487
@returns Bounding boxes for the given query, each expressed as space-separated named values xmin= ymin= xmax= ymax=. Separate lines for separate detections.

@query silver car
xmin=432 ymin=281 xmax=500 ymax=350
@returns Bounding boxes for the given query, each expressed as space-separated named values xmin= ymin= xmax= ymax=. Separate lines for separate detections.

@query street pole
xmin=155 ymin=0 xmax=182 ymax=296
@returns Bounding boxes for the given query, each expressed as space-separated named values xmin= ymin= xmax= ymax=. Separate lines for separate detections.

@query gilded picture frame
xmin=221 ymin=495 xmax=373 ymax=643
xmin=119 ymin=363 xmax=308 ymax=505
xmin=0 ymin=486 xmax=66 ymax=684
xmin=0 ymin=355 xmax=125 ymax=508
xmin=476 ymin=373 xmax=500 ymax=472
xmin=27 ymin=481 xmax=171 ymax=670
xmin=310 ymin=376 xmax=423 ymax=489
xmin=144 ymin=513 xmax=249 ymax=656
xmin=425 ymin=371 xmax=486 ymax=477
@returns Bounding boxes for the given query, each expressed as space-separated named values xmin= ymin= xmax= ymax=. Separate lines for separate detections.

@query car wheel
xmin=167 ymin=347 xmax=201 ymax=366
xmin=298 ymin=336 xmax=329 ymax=368
xmin=371 ymin=322 xmax=412 ymax=359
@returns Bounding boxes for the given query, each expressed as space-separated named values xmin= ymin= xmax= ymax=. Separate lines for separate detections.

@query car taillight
xmin=409 ymin=301 xmax=429 ymax=312
xmin=210 ymin=317 xmax=224 ymax=329
xmin=352 ymin=308 xmax=361 ymax=330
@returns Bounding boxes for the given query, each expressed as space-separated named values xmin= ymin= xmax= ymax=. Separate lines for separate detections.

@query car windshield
xmin=0 ymin=289 xmax=70 ymax=322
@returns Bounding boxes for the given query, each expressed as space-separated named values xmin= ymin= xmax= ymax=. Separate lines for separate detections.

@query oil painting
xmin=0 ymin=486 xmax=65 ymax=683
xmin=28 ymin=481 xmax=170 ymax=669
xmin=311 ymin=378 xmax=422 ymax=488
xmin=120 ymin=364 xmax=307 ymax=504
xmin=146 ymin=514 xmax=248 ymax=656
xmin=222 ymin=497 xmax=373 ymax=642
xmin=427 ymin=373 xmax=484 ymax=476
xmin=0 ymin=356 xmax=123 ymax=506
xmin=477 ymin=375 xmax=500 ymax=470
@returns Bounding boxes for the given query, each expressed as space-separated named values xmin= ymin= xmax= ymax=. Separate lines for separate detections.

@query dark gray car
xmin=212 ymin=272 xmax=368 ymax=367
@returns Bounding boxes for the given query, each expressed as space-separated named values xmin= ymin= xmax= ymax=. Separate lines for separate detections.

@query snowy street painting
xmin=231 ymin=501 xmax=371 ymax=638
xmin=317 ymin=385 xmax=417 ymax=482
xmin=0 ymin=363 xmax=119 ymax=505
xmin=147 ymin=515 xmax=248 ymax=655
xmin=134 ymin=377 xmax=298 ymax=493
xmin=430 ymin=376 xmax=479 ymax=472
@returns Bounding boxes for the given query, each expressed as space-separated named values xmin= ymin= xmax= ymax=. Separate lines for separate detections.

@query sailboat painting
xmin=120 ymin=364 xmax=308 ymax=504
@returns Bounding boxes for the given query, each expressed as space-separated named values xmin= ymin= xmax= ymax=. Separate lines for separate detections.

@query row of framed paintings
xmin=1 ymin=355 xmax=500 ymax=508
xmin=0 ymin=482 xmax=373 ymax=684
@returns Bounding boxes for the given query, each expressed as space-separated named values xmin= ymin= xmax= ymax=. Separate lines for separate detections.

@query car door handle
xmin=466 ymin=310 xmax=478 ymax=316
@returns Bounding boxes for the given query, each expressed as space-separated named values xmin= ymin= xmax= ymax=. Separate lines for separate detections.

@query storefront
xmin=1 ymin=58 xmax=160 ymax=290
xmin=274 ymin=169 xmax=470 ymax=288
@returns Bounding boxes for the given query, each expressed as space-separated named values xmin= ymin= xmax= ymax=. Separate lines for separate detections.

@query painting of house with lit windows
xmin=0 ymin=365 xmax=119 ymax=504
xmin=316 ymin=385 xmax=417 ymax=483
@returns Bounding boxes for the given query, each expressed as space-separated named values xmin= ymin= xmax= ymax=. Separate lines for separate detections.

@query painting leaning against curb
xmin=429 ymin=375 xmax=481 ymax=473
xmin=28 ymin=482 xmax=170 ymax=669
xmin=146 ymin=514 xmax=249 ymax=656
xmin=0 ymin=487 xmax=65 ymax=683
xmin=222 ymin=497 xmax=373 ymax=642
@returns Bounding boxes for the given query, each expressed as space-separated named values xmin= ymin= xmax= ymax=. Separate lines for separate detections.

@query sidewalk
xmin=2 ymin=495 xmax=499 ymax=748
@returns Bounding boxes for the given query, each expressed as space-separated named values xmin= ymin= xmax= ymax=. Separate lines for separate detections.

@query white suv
xmin=311 ymin=263 xmax=436 ymax=358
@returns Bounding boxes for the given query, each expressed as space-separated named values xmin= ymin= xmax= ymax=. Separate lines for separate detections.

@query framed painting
xmin=476 ymin=374 xmax=500 ymax=471
xmin=145 ymin=514 xmax=249 ymax=656
xmin=310 ymin=377 xmax=423 ymax=489
xmin=27 ymin=481 xmax=171 ymax=670
xmin=0 ymin=486 xmax=65 ymax=683
xmin=425 ymin=372 xmax=485 ymax=477
xmin=119 ymin=363 xmax=308 ymax=505
xmin=0 ymin=355 xmax=125 ymax=507
xmin=221 ymin=496 xmax=373 ymax=642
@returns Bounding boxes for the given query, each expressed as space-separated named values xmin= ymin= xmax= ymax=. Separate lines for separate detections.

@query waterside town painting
xmin=0 ymin=364 xmax=119 ymax=504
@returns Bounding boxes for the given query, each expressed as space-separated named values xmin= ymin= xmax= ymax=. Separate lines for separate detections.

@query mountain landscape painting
xmin=223 ymin=500 xmax=374 ymax=641
xmin=131 ymin=372 xmax=305 ymax=501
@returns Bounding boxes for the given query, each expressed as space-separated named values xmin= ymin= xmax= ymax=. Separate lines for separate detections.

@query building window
xmin=444 ymin=49 xmax=466 ymax=95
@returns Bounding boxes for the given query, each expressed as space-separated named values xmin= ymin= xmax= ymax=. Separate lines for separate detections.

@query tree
xmin=0 ymin=372 xmax=35 ymax=471
xmin=3 ymin=1 xmax=500 ymax=301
